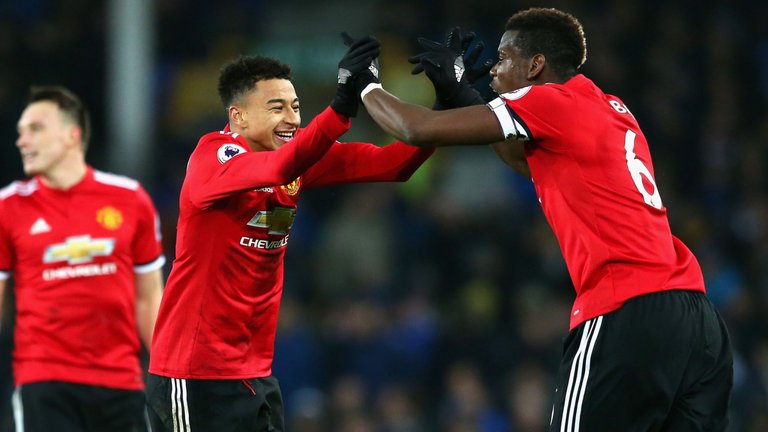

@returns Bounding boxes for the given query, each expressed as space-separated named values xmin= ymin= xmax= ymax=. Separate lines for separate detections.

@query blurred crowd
xmin=1 ymin=0 xmax=767 ymax=431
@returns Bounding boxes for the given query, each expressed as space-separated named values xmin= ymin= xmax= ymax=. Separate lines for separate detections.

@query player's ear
xmin=528 ymin=54 xmax=546 ymax=79
xmin=66 ymin=124 xmax=83 ymax=149
xmin=228 ymin=105 xmax=244 ymax=126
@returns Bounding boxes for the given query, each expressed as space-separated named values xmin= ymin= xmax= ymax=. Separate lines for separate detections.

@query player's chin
xmin=271 ymin=137 xmax=287 ymax=147
xmin=272 ymin=136 xmax=293 ymax=148
xmin=489 ymin=80 xmax=502 ymax=95
xmin=22 ymin=163 xmax=41 ymax=176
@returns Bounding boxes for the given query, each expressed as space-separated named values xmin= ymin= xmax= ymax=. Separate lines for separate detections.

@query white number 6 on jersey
xmin=624 ymin=130 xmax=663 ymax=209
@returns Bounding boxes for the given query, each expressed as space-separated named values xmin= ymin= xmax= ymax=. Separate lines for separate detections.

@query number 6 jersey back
xmin=488 ymin=74 xmax=705 ymax=330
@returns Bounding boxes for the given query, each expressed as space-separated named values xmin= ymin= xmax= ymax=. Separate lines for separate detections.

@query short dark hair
xmin=505 ymin=8 xmax=587 ymax=78
xmin=217 ymin=55 xmax=293 ymax=108
xmin=28 ymin=85 xmax=91 ymax=150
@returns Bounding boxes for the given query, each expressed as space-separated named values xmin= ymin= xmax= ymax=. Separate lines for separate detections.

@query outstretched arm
xmin=341 ymin=31 xmax=505 ymax=148
xmin=361 ymin=86 xmax=504 ymax=147
xmin=408 ymin=26 xmax=530 ymax=177
xmin=303 ymin=141 xmax=433 ymax=187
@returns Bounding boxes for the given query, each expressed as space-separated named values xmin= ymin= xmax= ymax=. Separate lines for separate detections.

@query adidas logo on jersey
xmin=29 ymin=217 xmax=52 ymax=235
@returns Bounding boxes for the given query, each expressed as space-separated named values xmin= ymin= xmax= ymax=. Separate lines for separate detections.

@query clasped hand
xmin=409 ymin=26 xmax=492 ymax=109
xmin=331 ymin=33 xmax=381 ymax=117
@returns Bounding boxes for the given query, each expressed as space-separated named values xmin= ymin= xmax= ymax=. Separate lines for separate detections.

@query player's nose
xmin=283 ymin=109 xmax=300 ymax=126
xmin=16 ymin=132 xmax=30 ymax=149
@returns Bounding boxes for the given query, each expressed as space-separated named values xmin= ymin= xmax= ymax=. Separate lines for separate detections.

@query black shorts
xmin=12 ymin=381 xmax=148 ymax=432
xmin=146 ymin=374 xmax=284 ymax=432
xmin=549 ymin=290 xmax=732 ymax=432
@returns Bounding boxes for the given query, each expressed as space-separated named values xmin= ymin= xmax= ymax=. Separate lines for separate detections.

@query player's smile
xmin=274 ymin=129 xmax=296 ymax=143
xmin=20 ymin=151 xmax=37 ymax=163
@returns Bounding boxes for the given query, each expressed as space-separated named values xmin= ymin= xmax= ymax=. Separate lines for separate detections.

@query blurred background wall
xmin=1 ymin=0 xmax=767 ymax=430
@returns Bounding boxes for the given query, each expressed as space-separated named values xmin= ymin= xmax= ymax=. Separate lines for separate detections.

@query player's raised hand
xmin=408 ymin=27 xmax=488 ymax=109
xmin=463 ymin=37 xmax=493 ymax=84
xmin=409 ymin=26 xmax=468 ymax=76
xmin=338 ymin=33 xmax=380 ymax=83
xmin=332 ymin=32 xmax=381 ymax=117
xmin=341 ymin=32 xmax=381 ymax=96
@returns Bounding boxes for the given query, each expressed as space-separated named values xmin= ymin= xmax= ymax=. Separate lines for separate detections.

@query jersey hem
xmin=148 ymin=368 xmax=272 ymax=381
xmin=570 ymin=286 xmax=706 ymax=329
xmin=15 ymin=362 xmax=145 ymax=390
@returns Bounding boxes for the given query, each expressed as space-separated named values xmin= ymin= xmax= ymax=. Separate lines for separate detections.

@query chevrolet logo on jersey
xmin=247 ymin=207 xmax=296 ymax=235
xmin=43 ymin=235 xmax=116 ymax=265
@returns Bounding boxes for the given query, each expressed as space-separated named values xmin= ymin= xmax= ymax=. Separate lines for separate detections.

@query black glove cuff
xmin=331 ymin=84 xmax=358 ymax=118
xmin=352 ymin=74 xmax=377 ymax=99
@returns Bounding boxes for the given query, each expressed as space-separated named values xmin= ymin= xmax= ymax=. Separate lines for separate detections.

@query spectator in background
xmin=0 ymin=86 xmax=165 ymax=431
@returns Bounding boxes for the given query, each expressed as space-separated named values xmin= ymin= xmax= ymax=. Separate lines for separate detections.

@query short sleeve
xmin=496 ymin=83 xmax=575 ymax=146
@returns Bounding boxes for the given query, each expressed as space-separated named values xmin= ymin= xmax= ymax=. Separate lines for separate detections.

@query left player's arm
xmin=302 ymin=141 xmax=434 ymax=187
xmin=135 ymin=267 xmax=163 ymax=351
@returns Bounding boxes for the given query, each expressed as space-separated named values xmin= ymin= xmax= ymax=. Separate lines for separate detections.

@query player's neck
xmin=540 ymin=70 xmax=576 ymax=85
xmin=228 ymin=125 xmax=264 ymax=152
xmin=39 ymin=157 xmax=88 ymax=190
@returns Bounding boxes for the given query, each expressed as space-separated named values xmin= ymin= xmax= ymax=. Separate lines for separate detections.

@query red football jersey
xmin=488 ymin=74 xmax=705 ymax=329
xmin=0 ymin=168 xmax=165 ymax=389
xmin=149 ymin=107 xmax=431 ymax=379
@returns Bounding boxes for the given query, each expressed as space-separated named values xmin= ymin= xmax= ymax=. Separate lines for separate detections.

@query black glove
xmin=463 ymin=38 xmax=494 ymax=85
xmin=340 ymin=32 xmax=381 ymax=98
xmin=408 ymin=27 xmax=491 ymax=110
xmin=331 ymin=33 xmax=380 ymax=117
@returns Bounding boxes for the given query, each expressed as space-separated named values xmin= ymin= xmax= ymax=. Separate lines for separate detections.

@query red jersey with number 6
xmin=489 ymin=74 xmax=704 ymax=329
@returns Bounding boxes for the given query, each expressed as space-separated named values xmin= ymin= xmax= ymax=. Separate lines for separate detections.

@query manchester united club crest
xmin=96 ymin=206 xmax=124 ymax=230
xmin=281 ymin=177 xmax=301 ymax=196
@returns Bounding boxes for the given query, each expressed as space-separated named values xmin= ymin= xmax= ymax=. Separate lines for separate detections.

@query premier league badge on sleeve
xmin=217 ymin=143 xmax=247 ymax=164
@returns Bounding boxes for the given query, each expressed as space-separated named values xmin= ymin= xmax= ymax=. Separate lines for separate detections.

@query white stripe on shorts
xmin=560 ymin=315 xmax=603 ymax=432
xmin=171 ymin=378 xmax=191 ymax=432
xmin=12 ymin=386 xmax=24 ymax=432
xmin=145 ymin=404 xmax=153 ymax=432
